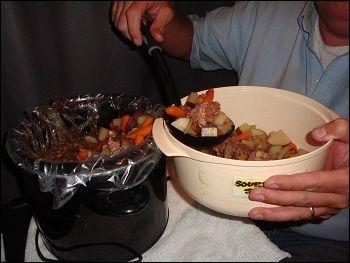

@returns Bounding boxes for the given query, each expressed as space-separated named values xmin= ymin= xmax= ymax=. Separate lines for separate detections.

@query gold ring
xmin=309 ymin=206 xmax=315 ymax=218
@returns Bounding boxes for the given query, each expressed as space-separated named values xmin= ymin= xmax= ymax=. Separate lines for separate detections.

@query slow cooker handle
xmin=93 ymin=185 xmax=151 ymax=216
xmin=152 ymin=118 xmax=189 ymax=158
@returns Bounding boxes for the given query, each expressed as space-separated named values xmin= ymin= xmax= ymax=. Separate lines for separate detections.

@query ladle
xmin=140 ymin=23 xmax=234 ymax=147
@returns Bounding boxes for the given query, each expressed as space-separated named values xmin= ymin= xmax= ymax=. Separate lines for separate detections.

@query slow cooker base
xmin=38 ymin=209 xmax=169 ymax=262
xmin=25 ymin=156 xmax=168 ymax=262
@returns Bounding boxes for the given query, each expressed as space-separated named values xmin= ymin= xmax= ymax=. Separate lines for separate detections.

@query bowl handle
xmin=153 ymin=118 xmax=189 ymax=158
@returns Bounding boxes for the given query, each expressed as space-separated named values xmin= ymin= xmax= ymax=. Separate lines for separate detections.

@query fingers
xmin=111 ymin=1 xmax=117 ymax=21
xmin=248 ymin=188 xmax=348 ymax=209
xmin=114 ymin=2 xmax=124 ymax=24
xmin=247 ymin=118 xmax=349 ymax=223
xmin=112 ymin=1 xmax=125 ymax=24
xmin=252 ymin=168 xmax=349 ymax=209
xmin=248 ymin=167 xmax=349 ymax=222
xmin=263 ymin=168 xmax=349 ymax=193
xmin=111 ymin=1 xmax=175 ymax=46
xmin=125 ymin=2 xmax=148 ymax=46
xmin=116 ymin=1 xmax=134 ymax=41
xmin=312 ymin=118 xmax=349 ymax=143
xmin=149 ymin=2 xmax=175 ymax=42
xmin=112 ymin=1 xmax=150 ymax=45
xmin=248 ymin=206 xmax=340 ymax=222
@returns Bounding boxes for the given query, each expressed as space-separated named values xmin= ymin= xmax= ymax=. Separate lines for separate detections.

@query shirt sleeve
xmin=188 ymin=2 xmax=258 ymax=73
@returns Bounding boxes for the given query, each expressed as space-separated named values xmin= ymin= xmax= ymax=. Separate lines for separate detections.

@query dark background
xmin=1 ymin=1 xmax=237 ymax=206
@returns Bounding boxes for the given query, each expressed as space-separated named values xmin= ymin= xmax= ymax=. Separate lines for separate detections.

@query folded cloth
xmin=25 ymin=160 xmax=290 ymax=262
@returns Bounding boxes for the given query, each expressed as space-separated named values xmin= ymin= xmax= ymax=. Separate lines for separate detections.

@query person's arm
xmin=111 ymin=1 xmax=193 ymax=60
xmin=248 ymin=118 xmax=349 ymax=221
xmin=158 ymin=12 xmax=193 ymax=60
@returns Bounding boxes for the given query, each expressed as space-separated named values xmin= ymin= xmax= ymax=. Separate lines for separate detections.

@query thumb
xmin=311 ymin=118 xmax=349 ymax=143
xmin=149 ymin=4 xmax=175 ymax=42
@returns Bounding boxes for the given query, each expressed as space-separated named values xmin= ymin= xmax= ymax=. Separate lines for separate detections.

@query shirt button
xmin=314 ymin=79 xmax=319 ymax=84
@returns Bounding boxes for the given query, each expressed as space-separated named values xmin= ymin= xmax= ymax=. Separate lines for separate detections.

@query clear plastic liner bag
xmin=5 ymin=93 xmax=165 ymax=209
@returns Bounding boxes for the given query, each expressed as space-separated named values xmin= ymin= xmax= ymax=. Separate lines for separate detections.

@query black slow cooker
xmin=6 ymin=94 xmax=169 ymax=262
xmin=24 ymin=155 xmax=168 ymax=262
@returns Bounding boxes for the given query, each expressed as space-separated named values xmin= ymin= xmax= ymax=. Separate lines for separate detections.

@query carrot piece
xmin=77 ymin=149 xmax=90 ymax=160
xmin=165 ymin=106 xmax=186 ymax=118
xmin=203 ymin=88 xmax=214 ymax=103
xmin=139 ymin=115 xmax=154 ymax=129
xmin=232 ymin=131 xmax=251 ymax=141
xmin=288 ymin=142 xmax=297 ymax=152
xmin=120 ymin=115 xmax=130 ymax=131
xmin=126 ymin=124 xmax=153 ymax=139
xmin=134 ymin=134 xmax=145 ymax=146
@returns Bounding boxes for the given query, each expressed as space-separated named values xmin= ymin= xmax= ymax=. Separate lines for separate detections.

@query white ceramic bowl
xmin=153 ymin=86 xmax=339 ymax=217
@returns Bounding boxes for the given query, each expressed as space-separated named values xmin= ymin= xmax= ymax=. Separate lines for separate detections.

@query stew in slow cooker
xmin=43 ymin=111 xmax=155 ymax=163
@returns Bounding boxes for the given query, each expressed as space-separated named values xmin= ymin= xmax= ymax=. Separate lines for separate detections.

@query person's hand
xmin=111 ymin=1 xmax=175 ymax=46
xmin=248 ymin=118 xmax=349 ymax=221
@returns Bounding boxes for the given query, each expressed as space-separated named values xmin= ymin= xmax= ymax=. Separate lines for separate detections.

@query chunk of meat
xmin=213 ymin=134 xmax=272 ymax=161
xmin=251 ymin=136 xmax=270 ymax=151
xmin=107 ymin=137 xmax=121 ymax=153
xmin=232 ymin=143 xmax=252 ymax=160
xmin=213 ymin=140 xmax=253 ymax=160
xmin=188 ymin=101 xmax=220 ymax=127
xmin=248 ymin=150 xmax=272 ymax=161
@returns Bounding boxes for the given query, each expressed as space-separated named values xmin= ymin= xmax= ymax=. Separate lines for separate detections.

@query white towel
xmin=24 ymin=160 xmax=290 ymax=262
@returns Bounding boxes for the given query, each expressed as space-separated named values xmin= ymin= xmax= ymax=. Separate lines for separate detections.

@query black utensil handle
xmin=140 ymin=23 xmax=162 ymax=55
xmin=140 ymin=23 xmax=182 ymax=106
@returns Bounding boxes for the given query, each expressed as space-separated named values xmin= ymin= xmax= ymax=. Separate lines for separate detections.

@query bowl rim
xmin=161 ymin=85 xmax=338 ymax=167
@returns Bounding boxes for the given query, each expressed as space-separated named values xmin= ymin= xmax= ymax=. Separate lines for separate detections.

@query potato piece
xmin=112 ymin=118 xmax=121 ymax=128
xmin=186 ymin=120 xmax=200 ymax=136
xmin=98 ymin=127 xmax=109 ymax=142
xmin=292 ymin=148 xmax=309 ymax=157
xmin=100 ymin=147 xmax=111 ymax=156
xmin=137 ymin=115 xmax=148 ymax=126
xmin=201 ymin=127 xmax=218 ymax=137
xmin=251 ymin=128 xmax=267 ymax=138
xmin=267 ymin=129 xmax=291 ymax=146
xmin=268 ymin=131 xmax=276 ymax=137
xmin=298 ymin=148 xmax=309 ymax=155
xmin=214 ymin=112 xmax=229 ymax=126
xmin=84 ymin=135 xmax=98 ymax=144
xmin=171 ymin=118 xmax=191 ymax=133
xmin=238 ymin=123 xmax=251 ymax=133
xmin=277 ymin=145 xmax=292 ymax=159
xmin=269 ymin=145 xmax=282 ymax=159
xmin=185 ymin=92 xmax=198 ymax=107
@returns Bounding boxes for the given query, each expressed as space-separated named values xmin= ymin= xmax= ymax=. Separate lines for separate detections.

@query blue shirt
xmin=188 ymin=1 xmax=349 ymax=241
